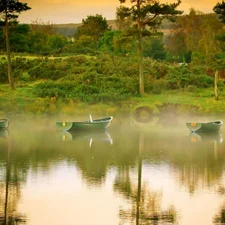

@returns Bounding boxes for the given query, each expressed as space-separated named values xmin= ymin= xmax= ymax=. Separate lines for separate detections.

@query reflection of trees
xmin=174 ymin=138 xmax=224 ymax=194
xmin=213 ymin=206 xmax=225 ymax=224
xmin=70 ymin=130 xmax=139 ymax=186
xmin=72 ymin=144 xmax=111 ymax=186
xmin=2 ymin=128 xmax=117 ymax=187
xmin=1 ymin=120 xmax=225 ymax=225
xmin=0 ymin=135 xmax=26 ymax=225
xmin=142 ymin=131 xmax=225 ymax=194
xmin=115 ymin=133 xmax=177 ymax=225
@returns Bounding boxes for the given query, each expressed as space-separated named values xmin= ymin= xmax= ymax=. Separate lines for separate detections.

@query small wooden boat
xmin=56 ymin=115 xmax=113 ymax=132
xmin=186 ymin=120 xmax=223 ymax=133
xmin=0 ymin=118 xmax=9 ymax=130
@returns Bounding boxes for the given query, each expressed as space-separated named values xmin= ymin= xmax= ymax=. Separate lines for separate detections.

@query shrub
xmin=189 ymin=74 xmax=214 ymax=88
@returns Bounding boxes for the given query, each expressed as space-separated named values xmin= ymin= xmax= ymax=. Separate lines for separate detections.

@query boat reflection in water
xmin=188 ymin=132 xmax=223 ymax=161
xmin=57 ymin=130 xmax=73 ymax=142
xmin=0 ymin=129 xmax=8 ymax=139
xmin=57 ymin=130 xmax=113 ymax=147
xmin=188 ymin=132 xmax=223 ymax=143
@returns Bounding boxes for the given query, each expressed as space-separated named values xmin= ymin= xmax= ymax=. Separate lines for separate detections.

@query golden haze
xmin=19 ymin=0 xmax=221 ymax=24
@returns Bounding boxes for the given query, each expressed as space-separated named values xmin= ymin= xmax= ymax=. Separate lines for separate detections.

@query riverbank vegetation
xmin=0 ymin=55 xmax=224 ymax=117
xmin=0 ymin=1 xmax=225 ymax=117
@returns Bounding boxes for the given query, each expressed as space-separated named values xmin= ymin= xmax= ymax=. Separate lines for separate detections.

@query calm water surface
xmin=0 ymin=115 xmax=225 ymax=225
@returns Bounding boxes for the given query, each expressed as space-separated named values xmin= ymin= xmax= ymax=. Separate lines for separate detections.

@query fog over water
xmin=0 ymin=113 xmax=225 ymax=225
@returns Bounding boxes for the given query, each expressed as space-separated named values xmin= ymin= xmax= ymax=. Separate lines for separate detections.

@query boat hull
xmin=0 ymin=118 xmax=9 ymax=130
xmin=186 ymin=120 xmax=223 ymax=133
xmin=56 ymin=116 xmax=113 ymax=132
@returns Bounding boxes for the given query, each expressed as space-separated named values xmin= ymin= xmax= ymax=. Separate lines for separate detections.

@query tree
xmin=142 ymin=35 xmax=166 ymax=60
xmin=0 ymin=0 xmax=31 ymax=89
xmin=168 ymin=9 xmax=223 ymax=62
xmin=6 ymin=23 xmax=30 ymax=52
xmin=98 ymin=30 xmax=124 ymax=54
xmin=30 ymin=19 xmax=55 ymax=35
xmin=75 ymin=14 xmax=110 ymax=41
xmin=27 ymin=20 xmax=69 ymax=55
xmin=165 ymin=18 xmax=189 ymax=62
xmin=179 ymin=9 xmax=223 ymax=57
xmin=176 ymin=9 xmax=224 ymax=100
xmin=213 ymin=1 xmax=225 ymax=100
xmin=115 ymin=7 xmax=133 ymax=30
xmin=213 ymin=1 xmax=225 ymax=42
xmin=47 ymin=34 xmax=68 ymax=52
xmin=117 ymin=0 xmax=182 ymax=95
xmin=213 ymin=1 xmax=225 ymax=23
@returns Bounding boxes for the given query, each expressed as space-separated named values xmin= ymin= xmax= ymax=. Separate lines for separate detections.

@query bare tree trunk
xmin=137 ymin=0 xmax=144 ymax=96
xmin=136 ymin=133 xmax=144 ymax=225
xmin=5 ymin=9 xmax=15 ymax=89
xmin=214 ymin=70 xmax=218 ymax=100
xmin=138 ymin=29 xmax=144 ymax=96
xmin=4 ymin=135 xmax=12 ymax=225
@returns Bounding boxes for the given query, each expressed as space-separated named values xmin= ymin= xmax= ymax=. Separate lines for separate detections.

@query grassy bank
xmin=0 ymin=83 xmax=225 ymax=118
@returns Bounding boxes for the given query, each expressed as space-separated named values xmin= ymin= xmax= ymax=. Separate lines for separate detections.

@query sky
xmin=18 ymin=0 xmax=221 ymax=24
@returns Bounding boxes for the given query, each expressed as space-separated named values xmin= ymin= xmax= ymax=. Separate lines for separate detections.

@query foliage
xmin=28 ymin=58 xmax=66 ymax=80
xmin=9 ymin=23 xmax=30 ymax=52
xmin=1 ymin=2 xmax=225 ymax=112
xmin=32 ymin=78 xmax=135 ymax=103
xmin=28 ymin=21 xmax=70 ymax=55
xmin=0 ymin=22 xmax=30 ymax=51
xmin=164 ymin=19 xmax=189 ymax=62
xmin=142 ymin=36 xmax=166 ymax=60
xmin=116 ymin=0 xmax=182 ymax=94
xmin=47 ymin=34 xmax=67 ymax=52
xmin=1 ymin=54 xmax=223 ymax=98
xmin=22 ymin=54 xmax=140 ymax=103
xmin=0 ymin=58 xmax=8 ymax=82
xmin=98 ymin=30 xmax=123 ymax=54
xmin=30 ymin=19 xmax=55 ymax=35
xmin=0 ymin=0 xmax=31 ymax=20
xmin=67 ymin=35 xmax=97 ymax=55
xmin=165 ymin=65 xmax=216 ymax=89
xmin=0 ymin=19 xmax=71 ymax=55
xmin=0 ymin=5 xmax=225 ymax=103
xmin=117 ymin=0 xmax=182 ymax=29
xmin=0 ymin=0 xmax=31 ymax=89
xmin=176 ymin=9 xmax=223 ymax=58
xmin=115 ymin=7 xmax=133 ymax=30
xmin=75 ymin=14 xmax=110 ymax=41
xmin=213 ymin=1 xmax=225 ymax=23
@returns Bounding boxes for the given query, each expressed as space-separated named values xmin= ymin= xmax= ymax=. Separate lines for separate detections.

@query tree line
xmin=0 ymin=0 xmax=225 ymax=98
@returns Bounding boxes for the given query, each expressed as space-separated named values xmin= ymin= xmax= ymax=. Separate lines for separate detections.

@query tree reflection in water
xmin=1 ymin=117 xmax=225 ymax=225
xmin=66 ymin=131 xmax=114 ymax=186
xmin=185 ymin=131 xmax=225 ymax=224
xmin=114 ymin=133 xmax=177 ymax=225
xmin=0 ymin=133 xmax=26 ymax=225
xmin=180 ymin=131 xmax=224 ymax=194
xmin=214 ymin=208 xmax=225 ymax=224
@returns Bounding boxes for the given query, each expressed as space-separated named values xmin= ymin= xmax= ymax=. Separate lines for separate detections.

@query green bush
xmin=189 ymin=74 xmax=214 ymax=88
xmin=0 ymin=61 xmax=8 ymax=83
xmin=32 ymin=77 xmax=132 ymax=103
xmin=20 ymin=72 xmax=30 ymax=81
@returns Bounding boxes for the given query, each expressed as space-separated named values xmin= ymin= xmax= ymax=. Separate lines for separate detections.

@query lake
xmin=0 ymin=114 xmax=225 ymax=225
